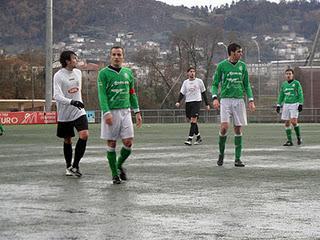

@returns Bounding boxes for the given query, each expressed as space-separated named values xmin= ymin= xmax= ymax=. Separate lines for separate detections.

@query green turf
xmin=1 ymin=123 xmax=320 ymax=239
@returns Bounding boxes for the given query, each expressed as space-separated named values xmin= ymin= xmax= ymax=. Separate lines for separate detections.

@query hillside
xmin=1 ymin=0 xmax=320 ymax=50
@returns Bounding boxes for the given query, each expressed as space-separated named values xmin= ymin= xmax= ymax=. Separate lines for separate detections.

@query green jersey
xmin=277 ymin=79 xmax=304 ymax=105
xmin=212 ymin=59 xmax=254 ymax=100
xmin=97 ymin=66 xmax=140 ymax=114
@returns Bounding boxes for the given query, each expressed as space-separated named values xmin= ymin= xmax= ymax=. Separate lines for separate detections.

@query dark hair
xmin=285 ymin=68 xmax=294 ymax=74
xmin=227 ymin=43 xmax=242 ymax=56
xmin=59 ymin=50 xmax=77 ymax=68
xmin=110 ymin=46 xmax=125 ymax=55
xmin=187 ymin=67 xmax=196 ymax=72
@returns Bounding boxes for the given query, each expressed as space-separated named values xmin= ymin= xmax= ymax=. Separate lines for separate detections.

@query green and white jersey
xmin=97 ymin=66 xmax=140 ymax=115
xmin=277 ymin=79 xmax=304 ymax=105
xmin=212 ymin=59 xmax=253 ymax=100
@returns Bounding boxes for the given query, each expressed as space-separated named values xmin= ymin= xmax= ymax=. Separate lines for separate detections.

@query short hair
xmin=110 ymin=46 xmax=125 ymax=55
xmin=285 ymin=68 xmax=294 ymax=74
xmin=187 ymin=67 xmax=196 ymax=72
xmin=59 ymin=50 xmax=77 ymax=68
xmin=227 ymin=43 xmax=242 ymax=56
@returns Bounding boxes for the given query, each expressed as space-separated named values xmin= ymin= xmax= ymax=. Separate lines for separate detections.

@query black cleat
xmin=297 ymin=137 xmax=302 ymax=145
xmin=235 ymin=159 xmax=245 ymax=167
xmin=112 ymin=175 xmax=121 ymax=184
xmin=217 ymin=154 xmax=224 ymax=166
xmin=194 ymin=137 xmax=202 ymax=145
xmin=118 ymin=167 xmax=127 ymax=181
xmin=283 ymin=141 xmax=293 ymax=146
xmin=184 ymin=138 xmax=192 ymax=146
xmin=69 ymin=167 xmax=82 ymax=177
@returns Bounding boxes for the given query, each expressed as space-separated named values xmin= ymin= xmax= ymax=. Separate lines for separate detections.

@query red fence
xmin=0 ymin=112 xmax=57 ymax=125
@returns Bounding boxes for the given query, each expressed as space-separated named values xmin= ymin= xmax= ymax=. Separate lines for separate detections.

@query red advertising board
xmin=0 ymin=112 xmax=57 ymax=125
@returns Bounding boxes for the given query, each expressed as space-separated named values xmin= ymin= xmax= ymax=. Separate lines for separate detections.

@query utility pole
xmin=45 ymin=0 xmax=53 ymax=112
xmin=306 ymin=23 xmax=320 ymax=67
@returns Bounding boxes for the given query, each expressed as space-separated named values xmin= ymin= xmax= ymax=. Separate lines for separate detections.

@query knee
xmin=107 ymin=141 xmax=116 ymax=149
xmin=123 ymin=139 xmax=133 ymax=148
xmin=79 ymin=130 xmax=89 ymax=140
xmin=64 ymin=138 xmax=72 ymax=144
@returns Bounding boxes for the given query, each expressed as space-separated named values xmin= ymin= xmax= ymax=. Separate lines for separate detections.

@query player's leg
xmin=291 ymin=117 xmax=302 ymax=145
xmin=283 ymin=120 xmax=293 ymax=146
xmin=192 ymin=102 xmax=202 ymax=145
xmin=101 ymin=110 xmax=121 ymax=184
xmin=57 ymin=121 xmax=75 ymax=176
xmin=0 ymin=124 xmax=4 ymax=135
xmin=234 ymin=126 xmax=244 ymax=167
xmin=281 ymin=104 xmax=293 ymax=146
xmin=72 ymin=115 xmax=89 ymax=177
xmin=117 ymin=109 xmax=135 ymax=181
xmin=232 ymin=99 xmax=247 ymax=167
xmin=184 ymin=102 xmax=193 ymax=145
xmin=217 ymin=99 xmax=231 ymax=166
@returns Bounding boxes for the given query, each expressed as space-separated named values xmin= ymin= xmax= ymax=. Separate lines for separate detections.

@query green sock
xmin=285 ymin=128 xmax=292 ymax=142
xmin=117 ymin=147 xmax=131 ymax=169
xmin=294 ymin=125 xmax=301 ymax=138
xmin=219 ymin=134 xmax=227 ymax=156
xmin=234 ymin=135 xmax=242 ymax=160
xmin=107 ymin=151 xmax=118 ymax=177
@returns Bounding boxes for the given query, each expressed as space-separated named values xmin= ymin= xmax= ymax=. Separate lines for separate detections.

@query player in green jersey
xmin=276 ymin=68 xmax=304 ymax=146
xmin=0 ymin=124 xmax=4 ymax=136
xmin=212 ymin=43 xmax=256 ymax=167
xmin=97 ymin=46 xmax=142 ymax=184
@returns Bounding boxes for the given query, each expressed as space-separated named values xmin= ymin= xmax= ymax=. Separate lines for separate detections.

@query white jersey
xmin=53 ymin=68 xmax=86 ymax=122
xmin=180 ymin=78 xmax=206 ymax=102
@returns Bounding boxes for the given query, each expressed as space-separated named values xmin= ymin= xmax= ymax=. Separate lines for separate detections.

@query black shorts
xmin=57 ymin=115 xmax=88 ymax=138
xmin=185 ymin=101 xmax=201 ymax=119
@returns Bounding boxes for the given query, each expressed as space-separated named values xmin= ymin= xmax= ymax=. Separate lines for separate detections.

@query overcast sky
xmin=157 ymin=0 xmax=280 ymax=8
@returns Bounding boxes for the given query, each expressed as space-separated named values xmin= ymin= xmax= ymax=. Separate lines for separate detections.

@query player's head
xmin=110 ymin=46 xmax=124 ymax=68
xmin=187 ymin=67 xmax=196 ymax=79
xmin=285 ymin=68 xmax=294 ymax=80
xmin=228 ymin=43 xmax=243 ymax=60
xmin=60 ymin=50 xmax=77 ymax=68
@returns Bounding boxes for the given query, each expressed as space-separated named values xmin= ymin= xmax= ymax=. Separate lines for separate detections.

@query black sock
xmin=194 ymin=123 xmax=199 ymax=136
xmin=188 ymin=123 xmax=197 ymax=138
xmin=63 ymin=143 xmax=72 ymax=168
xmin=73 ymin=138 xmax=87 ymax=169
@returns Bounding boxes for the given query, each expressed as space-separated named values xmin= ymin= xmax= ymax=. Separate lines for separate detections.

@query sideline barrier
xmin=0 ymin=112 xmax=57 ymax=125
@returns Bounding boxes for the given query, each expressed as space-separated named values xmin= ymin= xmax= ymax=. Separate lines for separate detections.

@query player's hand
xmin=105 ymin=113 xmax=113 ymax=125
xmin=70 ymin=100 xmax=84 ymax=110
xmin=298 ymin=104 xmax=303 ymax=112
xmin=175 ymin=102 xmax=180 ymax=108
xmin=135 ymin=112 xmax=142 ymax=128
xmin=276 ymin=106 xmax=280 ymax=114
xmin=248 ymin=101 xmax=256 ymax=112
xmin=213 ymin=99 xmax=220 ymax=110
xmin=206 ymin=105 xmax=210 ymax=111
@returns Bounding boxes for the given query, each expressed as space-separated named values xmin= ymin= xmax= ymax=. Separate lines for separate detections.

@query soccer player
xmin=97 ymin=46 xmax=142 ymax=184
xmin=0 ymin=124 xmax=4 ymax=136
xmin=175 ymin=67 xmax=210 ymax=145
xmin=53 ymin=50 xmax=89 ymax=177
xmin=276 ymin=68 xmax=304 ymax=146
xmin=212 ymin=43 xmax=255 ymax=167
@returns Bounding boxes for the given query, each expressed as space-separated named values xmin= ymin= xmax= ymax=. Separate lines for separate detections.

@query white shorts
xmin=281 ymin=103 xmax=299 ymax=120
xmin=220 ymin=98 xmax=247 ymax=126
xmin=100 ymin=109 xmax=134 ymax=140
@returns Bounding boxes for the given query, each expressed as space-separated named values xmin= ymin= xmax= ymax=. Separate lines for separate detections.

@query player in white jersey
xmin=53 ymin=51 xmax=89 ymax=177
xmin=176 ymin=67 xmax=210 ymax=145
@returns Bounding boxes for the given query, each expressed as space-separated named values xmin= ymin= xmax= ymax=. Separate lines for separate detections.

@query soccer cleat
xmin=184 ymin=138 xmax=192 ymax=146
xmin=118 ymin=166 xmax=127 ymax=181
xmin=69 ymin=167 xmax=82 ymax=177
xmin=65 ymin=168 xmax=73 ymax=176
xmin=235 ymin=159 xmax=245 ymax=167
xmin=217 ymin=154 xmax=224 ymax=166
xmin=283 ymin=141 xmax=293 ymax=146
xmin=112 ymin=175 xmax=121 ymax=184
xmin=297 ymin=137 xmax=302 ymax=145
xmin=194 ymin=137 xmax=202 ymax=145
